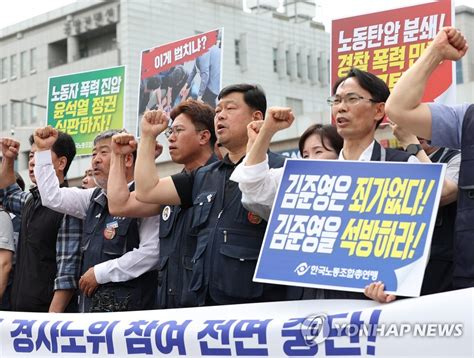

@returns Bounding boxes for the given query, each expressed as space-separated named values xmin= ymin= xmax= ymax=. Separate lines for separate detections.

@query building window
xmin=456 ymin=59 xmax=463 ymax=85
xmin=30 ymin=96 xmax=38 ymax=124
xmin=307 ymin=54 xmax=313 ymax=82
xmin=0 ymin=57 xmax=7 ymax=81
xmin=285 ymin=50 xmax=291 ymax=76
xmin=296 ymin=53 xmax=302 ymax=78
xmin=20 ymin=51 xmax=28 ymax=77
xmin=10 ymin=101 xmax=18 ymax=127
xmin=1 ymin=105 xmax=7 ymax=131
xmin=48 ymin=39 xmax=67 ymax=68
xmin=21 ymin=99 xmax=28 ymax=126
xmin=327 ymin=59 xmax=330 ymax=85
xmin=234 ymin=39 xmax=240 ymax=65
xmin=10 ymin=54 xmax=17 ymax=79
xmin=286 ymin=97 xmax=303 ymax=116
xmin=317 ymin=56 xmax=322 ymax=83
xmin=30 ymin=48 xmax=37 ymax=73
xmin=273 ymin=48 xmax=278 ymax=73
xmin=77 ymin=24 xmax=117 ymax=60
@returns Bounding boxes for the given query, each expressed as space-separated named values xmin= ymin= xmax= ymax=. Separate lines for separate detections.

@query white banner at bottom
xmin=0 ymin=288 xmax=472 ymax=357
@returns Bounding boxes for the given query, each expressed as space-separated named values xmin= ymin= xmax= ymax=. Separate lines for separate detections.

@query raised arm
xmin=392 ymin=122 xmax=458 ymax=206
xmin=0 ymin=138 xmax=19 ymax=189
xmin=1 ymin=138 xmax=30 ymax=216
xmin=134 ymin=110 xmax=181 ymax=205
xmin=231 ymin=107 xmax=294 ymax=220
xmin=386 ymin=27 xmax=468 ymax=139
xmin=390 ymin=122 xmax=430 ymax=163
xmin=245 ymin=107 xmax=295 ymax=166
xmin=33 ymin=126 xmax=92 ymax=219
xmin=108 ymin=132 xmax=161 ymax=217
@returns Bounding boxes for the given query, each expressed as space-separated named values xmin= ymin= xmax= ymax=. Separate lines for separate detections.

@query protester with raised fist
xmin=0 ymin=132 xmax=81 ymax=312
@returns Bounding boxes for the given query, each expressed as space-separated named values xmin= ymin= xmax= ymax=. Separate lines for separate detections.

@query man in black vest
xmin=385 ymin=27 xmax=473 ymax=290
xmin=108 ymin=99 xmax=218 ymax=308
xmin=32 ymin=128 xmax=160 ymax=312
xmin=133 ymin=84 xmax=300 ymax=306
xmin=0 ymin=134 xmax=81 ymax=312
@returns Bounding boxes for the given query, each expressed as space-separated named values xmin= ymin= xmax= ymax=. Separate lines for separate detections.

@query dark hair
xmin=217 ymin=83 xmax=267 ymax=115
xmin=15 ymin=172 xmax=25 ymax=191
xmin=170 ymin=99 xmax=217 ymax=147
xmin=298 ymin=124 xmax=343 ymax=156
xmin=147 ymin=76 xmax=162 ymax=90
xmin=29 ymin=131 xmax=76 ymax=176
xmin=168 ymin=66 xmax=187 ymax=87
xmin=332 ymin=68 xmax=389 ymax=128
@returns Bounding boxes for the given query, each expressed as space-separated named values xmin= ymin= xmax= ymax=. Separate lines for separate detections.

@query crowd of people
xmin=0 ymin=27 xmax=470 ymax=313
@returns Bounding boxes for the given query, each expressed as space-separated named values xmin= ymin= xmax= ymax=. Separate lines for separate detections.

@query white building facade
xmin=0 ymin=0 xmax=331 ymax=185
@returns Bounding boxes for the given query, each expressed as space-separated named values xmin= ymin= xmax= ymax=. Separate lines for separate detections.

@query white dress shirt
xmin=338 ymin=141 xmax=420 ymax=163
xmin=230 ymin=156 xmax=282 ymax=221
xmin=231 ymin=140 xmax=419 ymax=221
xmin=34 ymin=150 xmax=160 ymax=284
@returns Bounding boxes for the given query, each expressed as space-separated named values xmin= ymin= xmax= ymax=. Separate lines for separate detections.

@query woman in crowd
xmin=231 ymin=120 xmax=342 ymax=221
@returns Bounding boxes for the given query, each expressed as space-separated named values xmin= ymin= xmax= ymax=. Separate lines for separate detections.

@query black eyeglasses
xmin=164 ymin=127 xmax=207 ymax=139
xmin=327 ymin=94 xmax=378 ymax=107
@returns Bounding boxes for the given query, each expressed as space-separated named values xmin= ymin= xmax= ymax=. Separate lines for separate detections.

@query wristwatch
xmin=405 ymin=143 xmax=423 ymax=156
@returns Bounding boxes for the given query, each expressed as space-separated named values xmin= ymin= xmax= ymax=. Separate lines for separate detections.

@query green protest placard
xmin=47 ymin=66 xmax=125 ymax=155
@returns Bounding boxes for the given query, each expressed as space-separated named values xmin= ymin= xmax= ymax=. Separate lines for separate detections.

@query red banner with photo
xmin=141 ymin=30 xmax=219 ymax=80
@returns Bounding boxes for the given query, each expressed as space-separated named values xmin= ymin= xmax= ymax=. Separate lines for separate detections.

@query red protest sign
xmin=331 ymin=0 xmax=452 ymax=102
xmin=141 ymin=30 xmax=219 ymax=80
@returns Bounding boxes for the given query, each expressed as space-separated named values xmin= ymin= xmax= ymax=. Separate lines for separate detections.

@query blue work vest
xmin=454 ymin=104 xmax=474 ymax=288
xmin=81 ymin=187 xmax=157 ymax=312
xmin=188 ymin=152 xmax=303 ymax=306
xmin=420 ymin=147 xmax=459 ymax=294
xmin=157 ymin=154 xmax=218 ymax=309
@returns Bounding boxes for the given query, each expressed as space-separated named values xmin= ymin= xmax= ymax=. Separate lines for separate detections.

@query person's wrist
xmin=260 ymin=124 xmax=277 ymax=137
xmin=34 ymin=138 xmax=52 ymax=151
xmin=425 ymin=45 xmax=445 ymax=64
xmin=141 ymin=132 xmax=158 ymax=141
xmin=36 ymin=145 xmax=51 ymax=151
xmin=111 ymin=151 xmax=126 ymax=159
xmin=399 ymin=136 xmax=419 ymax=150
xmin=405 ymin=143 xmax=423 ymax=156
xmin=2 ymin=155 xmax=15 ymax=163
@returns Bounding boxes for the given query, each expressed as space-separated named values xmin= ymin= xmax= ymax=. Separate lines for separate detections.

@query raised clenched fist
xmin=140 ymin=110 xmax=169 ymax=139
xmin=34 ymin=126 xmax=58 ymax=151
xmin=1 ymin=138 xmax=20 ymax=160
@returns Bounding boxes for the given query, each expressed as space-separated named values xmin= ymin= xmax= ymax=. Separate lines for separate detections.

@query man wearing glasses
xmin=329 ymin=68 xmax=420 ymax=163
xmin=109 ymin=99 xmax=218 ymax=308
xmin=232 ymin=69 xmax=428 ymax=303
xmin=233 ymin=69 xmax=423 ymax=227
xmin=133 ymin=84 xmax=301 ymax=306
